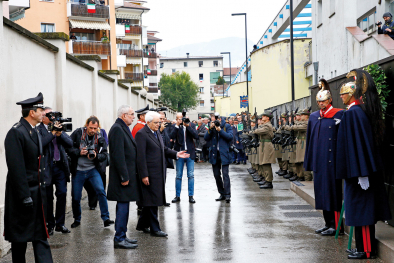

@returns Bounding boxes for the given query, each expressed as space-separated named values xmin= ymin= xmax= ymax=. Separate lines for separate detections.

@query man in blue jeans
xmin=67 ymin=116 xmax=114 ymax=228
xmin=170 ymin=112 xmax=199 ymax=203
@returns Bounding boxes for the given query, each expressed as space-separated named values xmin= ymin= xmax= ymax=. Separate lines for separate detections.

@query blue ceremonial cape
xmin=304 ymin=110 xmax=343 ymax=211
xmin=336 ymin=105 xmax=391 ymax=226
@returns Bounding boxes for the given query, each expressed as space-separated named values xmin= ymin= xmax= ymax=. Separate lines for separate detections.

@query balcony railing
xmin=72 ymin=40 xmax=110 ymax=55
xmin=144 ymin=69 xmax=157 ymax=76
xmin=119 ymin=49 xmax=143 ymax=58
xmin=125 ymin=73 xmax=144 ymax=82
xmin=122 ymin=24 xmax=142 ymax=34
xmin=143 ymin=52 xmax=157 ymax=58
xmin=148 ymin=87 xmax=158 ymax=93
xmin=70 ymin=3 xmax=110 ymax=19
xmin=149 ymin=83 xmax=157 ymax=87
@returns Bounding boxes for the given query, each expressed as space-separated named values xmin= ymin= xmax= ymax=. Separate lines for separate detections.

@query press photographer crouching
xmin=37 ymin=107 xmax=73 ymax=235
xmin=67 ymin=116 xmax=114 ymax=228
xmin=377 ymin=12 xmax=394 ymax=40
xmin=204 ymin=113 xmax=233 ymax=203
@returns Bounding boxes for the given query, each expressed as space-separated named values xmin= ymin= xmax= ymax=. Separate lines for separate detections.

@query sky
xmin=144 ymin=0 xmax=288 ymax=52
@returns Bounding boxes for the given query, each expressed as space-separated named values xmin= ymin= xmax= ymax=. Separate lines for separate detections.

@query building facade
xmin=159 ymin=55 xmax=223 ymax=120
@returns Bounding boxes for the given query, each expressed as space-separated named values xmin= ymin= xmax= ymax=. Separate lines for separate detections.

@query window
xmin=200 ymin=100 xmax=204 ymax=107
xmin=213 ymin=61 xmax=218 ymax=67
xmin=172 ymin=69 xmax=176 ymax=73
xmin=199 ymin=61 xmax=203 ymax=67
xmin=160 ymin=63 xmax=164 ymax=68
xmin=184 ymin=62 xmax=188 ymax=67
xmin=41 ymin=23 xmax=55 ymax=33
xmin=72 ymin=33 xmax=95 ymax=41
xmin=199 ymin=74 xmax=203 ymax=81
xmin=317 ymin=0 xmax=322 ymax=26
xmin=357 ymin=8 xmax=376 ymax=35
xmin=200 ymin=87 xmax=204 ymax=93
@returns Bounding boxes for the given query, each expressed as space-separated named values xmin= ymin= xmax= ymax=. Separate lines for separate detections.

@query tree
xmin=159 ymin=71 xmax=200 ymax=111
xmin=216 ymin=76 xmax=226 ymax=85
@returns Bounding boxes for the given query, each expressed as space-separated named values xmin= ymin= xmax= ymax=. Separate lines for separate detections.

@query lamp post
xmin=232 ymin=13 xmax=249 ymax=112
xmin=216 ymin=70 xmax=224 ymax=98
xmin=290 ymin=0 xmax=295 ymax=108
xmin=220 ymin=52 xmax=231 ymax=96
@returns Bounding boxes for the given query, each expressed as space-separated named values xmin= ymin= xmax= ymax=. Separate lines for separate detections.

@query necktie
xmin=154 ymin=132 xmax=158 ymax=139
xmin=53 ymin=137 xmax=60 ymax=161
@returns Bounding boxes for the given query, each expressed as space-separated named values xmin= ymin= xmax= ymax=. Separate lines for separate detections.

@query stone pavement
xmin=0 ymin=163 xmax=385 ymax=262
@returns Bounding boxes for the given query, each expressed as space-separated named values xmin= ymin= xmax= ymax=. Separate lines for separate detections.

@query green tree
xmin=159 ymin=71 xmax=200 ymax=111
xmin=216 ymin=76 xmax=226 ymax=85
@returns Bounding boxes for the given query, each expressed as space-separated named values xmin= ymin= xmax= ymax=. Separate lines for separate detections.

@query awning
xmin=69 ymin=19 xmax=111 ymax=30
xmin=115 ymin=13 xmax=141 ymax=19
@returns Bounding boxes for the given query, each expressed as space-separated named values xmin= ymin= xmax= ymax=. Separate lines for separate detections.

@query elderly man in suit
xmin=107 ymin=105 xmax=140 ymax=249
xmin=135 ymin=111 xmax=189 ymax=237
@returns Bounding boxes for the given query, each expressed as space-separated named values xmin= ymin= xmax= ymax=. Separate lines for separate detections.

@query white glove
xmin=334 ymin=118 xmax=341 ymax=125
xmin=358 ymin=177 xmax=370 ymax=190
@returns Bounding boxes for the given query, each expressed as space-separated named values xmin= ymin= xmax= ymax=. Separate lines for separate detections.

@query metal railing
xmin=119 ymin=49 xmax=143 ymax=58
xmin=121 ymin=25 xmax=142 ymax=34
xmin=125 ymin=73 xmax=144 ymax=81
xmin=144 ymin=70 xmax=157 ymax=76
xmin=72 ymin=40 xmax=110 ymax=55
xmin=70 ymin=3 xmax=110 ymax=19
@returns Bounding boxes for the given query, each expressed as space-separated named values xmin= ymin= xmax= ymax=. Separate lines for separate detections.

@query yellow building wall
xmin=250 ymin=39 xmax=311 ymax=113
xmin=215 ymin=82 xmax=249 ymax=117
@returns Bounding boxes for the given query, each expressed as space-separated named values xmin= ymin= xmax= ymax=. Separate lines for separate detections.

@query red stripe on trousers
xmin=362 ymin=226 xmax=371 ymax=258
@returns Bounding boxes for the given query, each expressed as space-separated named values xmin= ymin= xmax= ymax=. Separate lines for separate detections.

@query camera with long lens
xmin=46 ymin=112 xmax=73 ymax=132
xmin=181 ymin=108 xmax=190 ymax=126
xmin=229 ymin=144 xmax=240 ymax=154
xmin=214 ymin=112 xmax=221 ymax=127
xmin=86 ymin=144 xmax=96 ymax=159
xmin=376 ymin=21 xmax=382 ymax=26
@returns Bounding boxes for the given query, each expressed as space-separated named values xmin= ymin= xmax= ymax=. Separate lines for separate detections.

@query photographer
xmin=377 ymin=12 xmax=394 ymax=40
xmin=67 ymin=116 xmax=114 ymax=229
xmin=37 ymin=107 xmax=72 ymax=235
xmin=170 ymin=111 xmax=199 ymax=203
xmin=204 ymin=113 xmax=233 ymax=203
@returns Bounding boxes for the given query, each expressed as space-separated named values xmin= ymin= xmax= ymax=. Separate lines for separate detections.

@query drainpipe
xmin=313 ymin=62 xmax=319 ymax=85
xmin=141 ymin=9 xmax=145 ymax=90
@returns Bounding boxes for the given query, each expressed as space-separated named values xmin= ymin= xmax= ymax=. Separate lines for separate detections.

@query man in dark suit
xmin=107 ymin=105 xmax=139 ymax=249
xmin=170 ymin=112 xmax=199 ymax=203
xmin=135 ymin=111 xmax=189 ymax=237
xmin=37 ymin=107 xmax=72 ymax=236
xmin=4 ymin=93 xmax=53 ymax=262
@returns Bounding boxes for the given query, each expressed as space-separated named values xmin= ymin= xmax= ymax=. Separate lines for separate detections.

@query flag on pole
xmin=87 ymin=3 xmax=96 ymax=13
xmin=125 ymin=25 xmax=130 ymax=33
xmin=147 ymin=69 xmax=151 ymax=75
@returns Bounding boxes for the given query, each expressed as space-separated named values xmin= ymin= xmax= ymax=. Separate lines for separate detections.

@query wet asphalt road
xmin=0 ymin=162 xmax=384 ymax=263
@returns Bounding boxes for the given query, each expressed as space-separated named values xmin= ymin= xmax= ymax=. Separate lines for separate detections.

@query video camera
xmin=214 ymin=112 xmax=221 ymax=127
xmin=181 ymin=108 xmax=190 ymax=125
xmin=46 ymin=112 xmax=72 ymax=132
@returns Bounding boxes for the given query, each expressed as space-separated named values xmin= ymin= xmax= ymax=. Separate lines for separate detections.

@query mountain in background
xmin=160 ymin=37 xmax=255 ymax=68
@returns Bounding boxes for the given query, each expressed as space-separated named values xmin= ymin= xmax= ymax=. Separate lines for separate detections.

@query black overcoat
xmin=107 ymin=119 xmax=141 ymax=202
xmin=4 ymin=118 xmax=48 ymax=242
xmin=135 ymin=125 xmax=177 ymax=206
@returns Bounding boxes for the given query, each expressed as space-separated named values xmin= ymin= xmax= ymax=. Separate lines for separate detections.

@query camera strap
xmin=80 ymin=127 xmax=99 ymax=151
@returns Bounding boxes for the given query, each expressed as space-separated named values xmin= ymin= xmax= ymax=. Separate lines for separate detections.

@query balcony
xmin=148 ymin=87 xmax=159 ymax=93
xmin=69 ymin=40 xmax=111 ymax=56
xmin=143 ymin=52 xmax=157 ymax=58
xmin=149 ymin=83 xmax=157 ymax=87
xmin=125 ymin=73 xmax=144 ymax=82
xmin=144 ymin=69 xmax=157 ymax=76
xmin=67 ymin=2 xmax=110 ymax=19
xmin=119 ymin=49 xmax=143 ymax=58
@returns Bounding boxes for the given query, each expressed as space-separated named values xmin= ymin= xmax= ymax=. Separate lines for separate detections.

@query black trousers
xmin=355 ymin=225 xmax=376 ymax=256
xmin=12 ymin=240 xmax=53 ymax=263
xmin=85 ymin=172 xmax=106 ymax=208
xmin=322 ymin=210 xmax=344 ymax=232
xmin=137 ymin=206 xmax=160 ymax=232
xmin=212 ymin=153 xmax=231 ymax=197
xmin=46 ymin=164 xmax=67 ymax=229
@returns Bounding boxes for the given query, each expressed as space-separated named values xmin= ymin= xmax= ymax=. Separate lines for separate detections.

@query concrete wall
xmin=0 ymin=15 xmax=175 ymax=256
xmin=215 ymin=81 xmax=248 ymax=116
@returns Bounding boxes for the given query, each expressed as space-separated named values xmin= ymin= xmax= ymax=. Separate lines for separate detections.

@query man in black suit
xmin=170 ymin=112 xmax=199 ymax=203
xmin=107 ymin=105 xmax=139 ymax=249
xmin=37 ymin=107 xmax=72 ymax=236
xmin=135 ymin=111 xmax=189 ymax=237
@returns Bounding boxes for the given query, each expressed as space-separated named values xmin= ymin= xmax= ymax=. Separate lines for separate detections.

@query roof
xmin=69 ymin=20 xmax=111 ymax=30
xmin=148 ymin=35 xmax=162 ymax=42
xmin=223 ymin=67 xmax=240 ymax=76
xmin=121 ymin=2 xmax=150 ymax=10
xmin=160 ymin=56 xmax=223 ymax=61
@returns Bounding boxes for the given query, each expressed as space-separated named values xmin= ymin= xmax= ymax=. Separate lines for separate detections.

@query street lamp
xmin=220 ymin=52 xmax=231 ymax=96
xmin=232 ymin=13 xmax=249 ymax=112
xmin=216 ymin=70 xmax=224 ymax=98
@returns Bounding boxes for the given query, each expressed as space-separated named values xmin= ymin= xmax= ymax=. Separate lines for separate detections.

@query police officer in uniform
xmin=251 ymin=118 xmax=262 ymax=181
xmin=4 ymin=93 xmax=53 ymax=263
xmin=248 ymin=120 xmax=259 ymax=178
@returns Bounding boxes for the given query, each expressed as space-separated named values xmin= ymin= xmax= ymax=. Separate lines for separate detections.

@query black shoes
xmin=321 ymin=228 xmax=336 ymax=236
xmin=315 ymin=226 xmax=329 ymax=234
xmin=136 ymin=227 xmax=150 ymax=233
xmin=125 ymin=238 xmax=138 ymax=244
xmin=172 ymin=197 xmax=180 ymax=203
xmin=151 ymin=231 xmax=168 ymax=237
xmin=253 ymin=176 xmax=263 ymax=182
xmin=48 ymin=228 xmax=54 ymax=236
xmin=225 ymin=197 xmax=231 ymax=203
xmin=257 ymin=179 xmax=267 ymax=185
xmin=215 ymin=195 xmax=226 ymax=201
xmin=283 ymin=172 xmax=293 ymax=179
xmin=298 ymin=177 xmax=305 ymax=181
xmin=260 ymin=182 xmax=273 ymax=189
xmin=90 ymin=207 xmax=96 ymax=210
xmin=189 ymin=196 xmax=196 ymax=203
xmin=235 ymin=161 xmax=240 ymax=165
xmin=71 ymin=221 xmax=80 ymax=228
xmin=248 ymin=168 xmax=256 ymax=174
xmin=289 ymin=175 xmax=298 ymax=181
xmin=104 ymin=219 xmax=114 ymax=227
xmin=232 ymin=161 xmax=237 ymax=164
xmin=347 ymin=252 xmax=367 ymax=260
xmin=55 ymin=226 xmax=71 ymax=234
xmin=164 ymin=202 xmax=171 ymax=207
xmin=275 ymin=170 xmax=280 ymax=174
xmin=278 ymin=170 xmax=288 ymax=176
xmin=346 ymin=248 xmax=357 ymax=254
xmin=243 ymin=160 xmax=247 ymax=165
xmin=114 ymin=240 xmax=138 ymax=249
